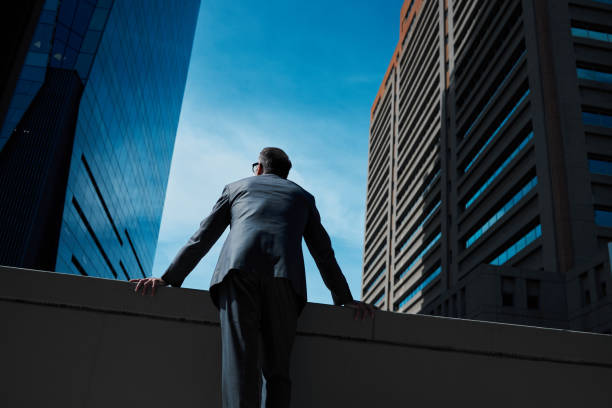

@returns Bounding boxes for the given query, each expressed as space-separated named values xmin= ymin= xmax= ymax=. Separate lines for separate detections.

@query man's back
xmin=161 ymin=172 xmax=353 ymax=308
xmin=212 ymin=174 xmax=314 ymax=303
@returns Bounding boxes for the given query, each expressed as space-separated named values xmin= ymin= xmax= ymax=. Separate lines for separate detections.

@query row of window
xmin=583 ymin=112 xmax=612 ymax=128
xmin=374 ymin=291 xmax=386 ymax=307
xmin=397 ymin=232 xmax=442 ymax=281
xmin=396 ymin=168 xmax=440 ymax=227
xmin=395 ymin=266 xmax=442 ymax=310
xmin=490 ymin=224 xmax=542 ymax=266
xmin=466 ymin=176 xmax=538 ymax=248
xmin=589 ymin=159 xmax=612 ymax=176
xmin=595 ymin=210 xmax=612 ymax=227
xmin=465 ymin=131 xmax=534 ymax=209
xmin=464 ymin=89 xmax=531 ymax=173
xmin=571 ymin=27 xmax=612 ymax=43
xmin=398 ymin=201 xmax=441 ymax=254
xmin=462 ymin=50 xmax=526 ymax=141
xmin=577 ymin=68 xmax=612 ymax=84
xmin=363 ymin=267 xmax=385 ymax=296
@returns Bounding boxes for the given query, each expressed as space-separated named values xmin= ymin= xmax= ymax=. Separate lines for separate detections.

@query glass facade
xmin=583 ymin=112 xmax=612 ymax=128
xmin=490 ymin=224 xmax=542 ymax=266
xmin=462 ymin=51 xmax=526 ymax=141
xmin=397 ymin=232 xmax=442 ymax=281
xmin=398 ymin=201 xmax=441 ymax=253
xmin=589 ymin=159 xmax=612 ymax=176
xmin=577 ymin=68 xmax=612 ymax=84
xmin=464 ymin=89 xmax=531 ymax=173
xmin=0 ymin=0 xmax=58 ymax=147
xmin=465 ymin=131 xmax=534 ymax=209
xmin=363 ymin=267 xmax=385 ymax=296
xmin=373 ymin=291 xmax=386 ymax=307
xmin=396 ymin=266 xmax=441 ymax=310
xmin=396 ymin=169 xmax=440 ymax=227
xmin=571 ymin=27 xmax=612 ymax=43
xmin=466 ymin=176 xmax=538 ymax=248
xmin=52 ymin=0 xmax=200 ymax=279
xmin=595 ymin=210 xmax=612 ymax=227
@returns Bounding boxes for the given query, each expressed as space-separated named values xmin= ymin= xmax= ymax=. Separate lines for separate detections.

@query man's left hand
xmin=130 ymin=277 xmax=168 ymax=296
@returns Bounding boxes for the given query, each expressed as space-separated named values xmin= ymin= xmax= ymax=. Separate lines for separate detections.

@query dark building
xmin=362 ymin=0 xmax=612 ymax=333
xmin=0 ymin=0 xmax=200 ymax=280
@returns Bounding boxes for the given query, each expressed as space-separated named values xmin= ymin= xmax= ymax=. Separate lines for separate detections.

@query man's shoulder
xmin=226 ymin=176 xmax=314 ymax=202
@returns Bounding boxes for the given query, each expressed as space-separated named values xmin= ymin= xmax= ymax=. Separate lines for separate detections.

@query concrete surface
xmin=1 ymin=266 xmax=611 ymax=407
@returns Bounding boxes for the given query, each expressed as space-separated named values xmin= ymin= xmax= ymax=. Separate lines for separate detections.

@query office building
xmin=362 ymin=0 xmax=612 ymax=333
xmin=0 ymin=0 xmax=200 ymax=280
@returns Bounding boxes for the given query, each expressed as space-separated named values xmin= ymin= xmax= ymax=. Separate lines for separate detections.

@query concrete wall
xmin=1 ymin=266 xmax=611 ymax=407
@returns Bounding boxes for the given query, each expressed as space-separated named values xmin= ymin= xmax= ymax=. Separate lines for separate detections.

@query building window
xmin=461 ymin=50 xmax=527 ymax=140
xmin=71 ymin=255 xmax=88 ymax=276
xmin=364 ymin=239 xmax=386 ymax=273
xmin=395 ymin=266 xmax=442 ymax=310
xmin=460 ymin=287 xmax=466 ymax=317
xmin=589 ymin=159 xmax=612 ymax=176
xmin=464 ymin=89 xmax=531 ymax=173
xmin=577 ymin=68 xmax=612 ymax=84
xmin=81 ymin=154 xmax=123 ymax=246
xmin=363 ymin=267 xmax=385 ymax=296
xmin=397 ymin=201 xmax=441 ymax=254
xmin=373 ymin=290 xmax=385 ymax=307
xmin=466 ymin=176 xmax=538 ymax=248
xmin=595 ymin=210 xmax=612 ymax=227
xmin=526 ymin=279 xmax=540 ymax=310
xmin=571 ymin=27 xmax=612 ymax=43
xmin=490 ymin=224 xmax=542 ymax=266
xmin=72 ymin=197 xmax=118 ymax=279
xmin=396 ymin=232 xmax=442 ymax=281
xmin=501 ymin=277 xmax=515 ymax=307
xmin=583 ymin=112 xmax=612 ymax=128
xmin=465 ymin=131 xmax=534 ymax=209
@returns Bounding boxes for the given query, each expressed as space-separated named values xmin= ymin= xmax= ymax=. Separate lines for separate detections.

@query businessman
xmin=131 ymin=147 xmax=375 ymax=408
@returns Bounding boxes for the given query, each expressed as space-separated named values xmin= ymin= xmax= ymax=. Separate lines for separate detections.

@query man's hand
xmin=130 ymin=277 xmax=168 ymax=296
xmin=343 ymin=300 xmax=377 ymax=320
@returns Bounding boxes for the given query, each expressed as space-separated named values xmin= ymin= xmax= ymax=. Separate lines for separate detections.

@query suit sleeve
xmin=303 ymin=198 xmax=354 ymax=306
xmin=161 ymin=185 xmax=231 ymax=288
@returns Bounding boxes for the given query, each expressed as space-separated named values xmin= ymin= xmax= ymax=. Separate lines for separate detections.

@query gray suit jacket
xmin=161 ymin=174 xmax=354 ymax=309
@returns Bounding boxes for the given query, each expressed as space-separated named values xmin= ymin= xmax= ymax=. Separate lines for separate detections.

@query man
xmin=131 ymin=147 xmax=375 ymax=408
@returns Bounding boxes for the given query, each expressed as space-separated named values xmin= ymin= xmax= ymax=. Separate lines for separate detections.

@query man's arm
xmin=303 ymin=198 xmax=354 ymax=306
xmin=160 ymin=185 xmax=231 ymax=288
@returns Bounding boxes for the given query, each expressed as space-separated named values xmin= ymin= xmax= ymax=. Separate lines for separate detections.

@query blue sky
xmin=151 ymin=0 xmax=404 ymax=304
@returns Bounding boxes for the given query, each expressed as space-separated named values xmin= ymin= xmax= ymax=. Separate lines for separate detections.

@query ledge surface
xmin=1 ymin=266 xmax=611 ymax=407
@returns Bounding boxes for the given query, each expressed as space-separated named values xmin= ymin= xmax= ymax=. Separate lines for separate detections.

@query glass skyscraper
xmin=0 ymin=0 xmax=200 ymax=280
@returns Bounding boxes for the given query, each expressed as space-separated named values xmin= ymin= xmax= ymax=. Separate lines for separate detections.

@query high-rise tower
xmin=0 ymin=0 xmax=200 ymax=280
xmin=362 ymin=0 xmax=612 ymax=333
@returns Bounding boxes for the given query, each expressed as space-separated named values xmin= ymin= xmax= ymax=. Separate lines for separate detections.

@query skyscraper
xmin=362 ymin=0 xmax=612 ymax=333
xmin=0 ymin=0 xmax=200 ymax=280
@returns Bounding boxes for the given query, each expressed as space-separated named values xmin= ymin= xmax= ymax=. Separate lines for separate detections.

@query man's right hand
xmin=343 ymin=300 xmax=377 ymax=320
xmin=130 ymin=277 xmax=168 ymax=296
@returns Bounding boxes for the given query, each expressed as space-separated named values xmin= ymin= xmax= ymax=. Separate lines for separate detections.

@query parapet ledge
xmin=2 ymin=266 xmax=611 ymax=367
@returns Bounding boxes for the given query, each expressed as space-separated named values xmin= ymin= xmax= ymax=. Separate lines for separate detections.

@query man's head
xmin=255 ymin=147 xmax=292 ymax=179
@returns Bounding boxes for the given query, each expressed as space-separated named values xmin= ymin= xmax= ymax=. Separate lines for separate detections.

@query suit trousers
xmin=217 ymin=269 xmax=301 ymax=408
